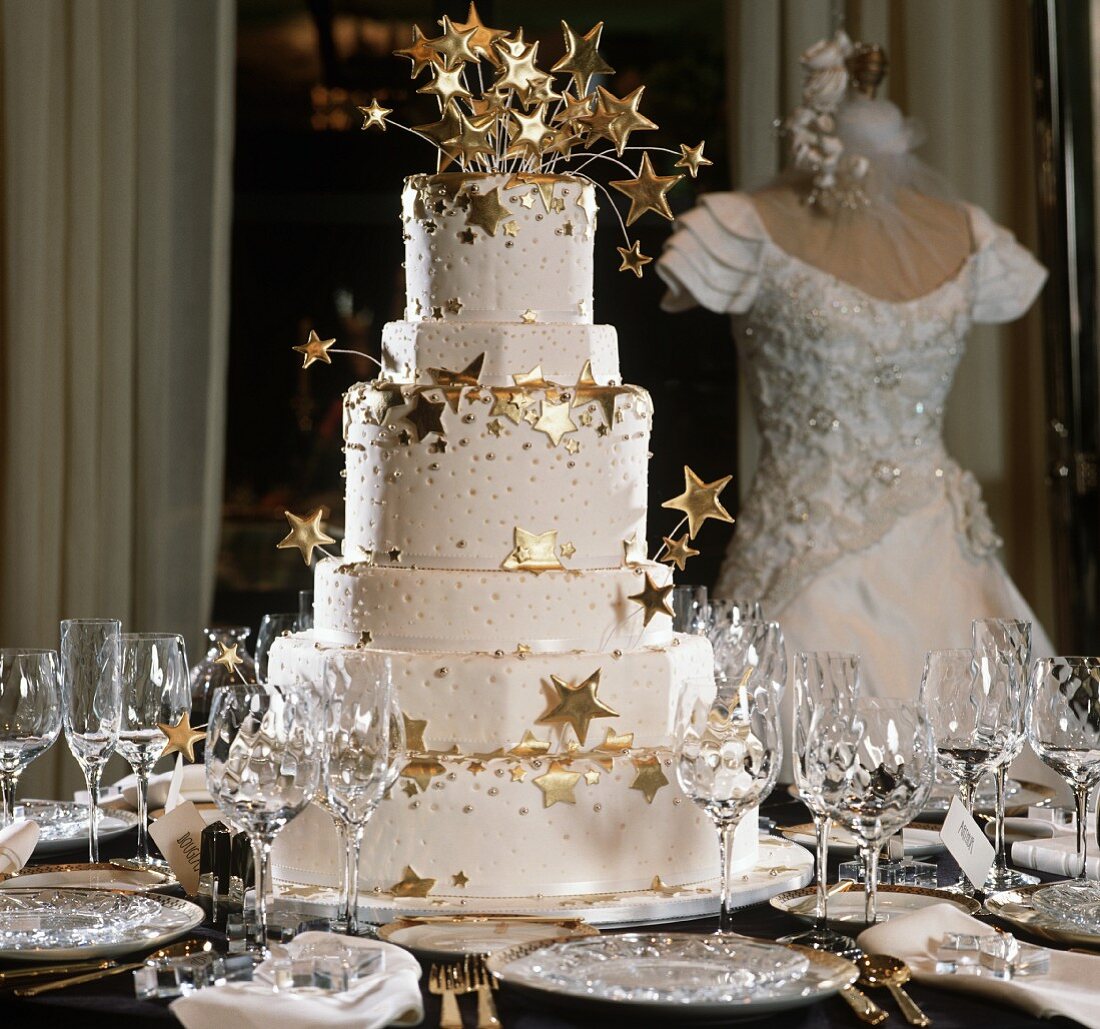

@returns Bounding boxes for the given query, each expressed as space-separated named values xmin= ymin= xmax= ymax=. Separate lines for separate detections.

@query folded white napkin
xmin=857 ymin=902 xmax=1100 ymax=1028
xmin=171 ymin=932 xmax=423 ymax=1029
xmin=97 ymin=765 xmax=212 ymax=812
xmin=1012 ymin=834 xmax=1100 ymax=880
xmin=0 ymin=820 xmax=39 ymax=875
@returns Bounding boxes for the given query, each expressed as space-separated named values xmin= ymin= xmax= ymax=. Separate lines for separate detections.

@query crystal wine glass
xmin=323 ymin=651 xmax=405 ymax=935
xmin=60 ymin=618 xmax=122 ymax=862
xmin=0 ymin=650 xmax=63 ymax=826
xmin=705 ymin=599 xmax=765 ymax=655
xmin=716 ymin=619 xmax=786 ymax=701
xmin=781 ymin=651 xmax=860 ymax=953
xmin=972 ymin=618 xmax=1037 ymax=891
xmin=206 ymin=681 xmax=323 ymax=952
xmin=254 ymin=613 xmax=303 ymax=681
xmin=671 ymin=585 xmax=708 ymax=635
xmin=812 ymin=698 xmax=935 ymax=925
xmin=116 ymin=633 xmax=190 ymax=868
xmin=922 ymin=648 xmax=1017 ymax=893
xmin=674 ymin=671 xmax=781 ymax=932
xmin=1028 ymin=657 xmax=1100 ymax=883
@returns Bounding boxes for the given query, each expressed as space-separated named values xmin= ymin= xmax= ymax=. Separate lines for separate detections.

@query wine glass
xmin=60 ymin=618 xmax=122 ymax=862
xmin=812 ymin=699 xmax=935 ymax=925
xmin=671 ymin=585 xmax=708 ymax=635
xmin=323 ymin=651 xmax=405 ymax=936
xmin=1028 ymin=657 xmax=1100 ymax=883
xmin=255 ymin=613 xmax=304 ymax=681
xmin=674 ymin=671 xmax=781 ymax=933
xmin=922 ymin=648 xmax=1017 ymax=893
xmin=0 ymin=650 xmax=63 ymax=826
xmin=781 ymin=652 xmax=860 ymax=952
xmin=972 ymin=618 xmax=1037 ymax=891
xmin=716 ymin=619 xmax=786 ymax=700
xmin=116 ymin=633 xmax=190 ymax=868
xmin=705 ymin=598 xmax=765 ymax=654
xmin=206 ymin=681 xmax=323 ymax=952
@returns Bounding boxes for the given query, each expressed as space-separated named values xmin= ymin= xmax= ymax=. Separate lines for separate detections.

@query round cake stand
xmin=274 ymin=834 xmax=813 ymax=929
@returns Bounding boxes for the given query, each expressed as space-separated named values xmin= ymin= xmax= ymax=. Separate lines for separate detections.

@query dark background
xmin=214 ymin=0 xmax=739 ymax=630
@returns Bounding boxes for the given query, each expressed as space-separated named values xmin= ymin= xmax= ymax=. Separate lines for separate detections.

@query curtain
xmin=724 ymin=0 xmax=1054 ymax=637
xmin=0 ymin=0 xmax=235 ymax=800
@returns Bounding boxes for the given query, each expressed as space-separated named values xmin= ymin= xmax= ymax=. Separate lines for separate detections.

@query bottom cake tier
xmin=267 ymin=632 xmax=758 ymax=901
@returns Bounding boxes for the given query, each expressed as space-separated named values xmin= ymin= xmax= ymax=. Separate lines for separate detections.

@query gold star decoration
xmin=660 ymin=533 xmax=700 ymax=571
xmin=583 ymin=769 xmax=601 ymax=785
xmin=616 ymin=240 xmax=652 ymax=278
xmin=595 ymin=728 xmax=635 ymax=753
xmin=560 ymin=541 xmax=576 ymax=558
xmin=451 ymin=870 xmax=470 ymax=888
xmin=622 ymin=531 xmax=647 ymax=566
xmin=426 ymin=14 xmax=479 ymax=69
xmin=490 ymin=389 xmax=526 ymax=424
xmin=292 ymin=329 xmax=336 ymax=369
xmin=675 ymin=140 xmax=713 ymax=177
xmin=390 ymin=866 xmax=437 ymax=898
xmin=447 ymin=2 xmax=507 ymax=66
xmin=353 ymin=101 xmax=389 ymax=137
xmin=510 ymin=729 xmax=551 ymax=757
xmin=465 ymin=185 xmax=512 ymax=236
xmin=213 ymin=641 xmax=244 ymax=674
xmin=510 ymin=765 xmax=528 ymax=781
xmin=594 ymin=85 xmax=657 ymax=154
xmin=505 ymin=172 xmax=557 ymax=212
xmin=401 ymin=757 xmax=446 ymax=792
xmin=401 ymin=780 xmax=419 ymax=797
xmin=416 ymin=63 xmax=471 ymax=108
xmin=468 ymin=760 xmax=486 ymax=775
xmin=277 ymin=507 xmax=335 ymax=566
xmin=446 ymin=108 xmax=496 ymax=162
xmin=520 ymin=309 xmax=538 ymax=324
xmin=502 ymin=527 xmax=565 ymax=573
xmin=650 ymin=875 xmax=689 ymax=897
xmin=426 ymin=353 xmax=484 ymax=412
xmin=571 ymin=360 xmax=624 ymax=426
xmin=661 ymin=466 xmax=735 ymax=538
xmin=628 ymin=571 xmax=675 ymax=626
xmin=158 ymin=712 xmax=206 ymax=763
xmin=412 ymin=106 xmax=463 ymax=170
xmin=609 ymin=153 xmax=683 ymax=226
xmin=533 ymin=760 xmax=583 ymax=807
xmin=492 ymin=35 xmax=546 ymax=99
xmin=403 ymin=713 xmax=428 ymax=752
xmin=630 ymin=754 xmax=671 ymax=803
xmin=507 ymin=105 xmax=555 ymax=157
xmin=393 ymin=24 xmax=443 ymax=77
xmin=551 ymin=21 xmax=615 ymax=95
xmin=534 ymin=398 xmax=577 ymax=447
xmin=537 ymin=669 xmax=618 ymax=746
xmin=554 ymin=88 xmax=595 ymax=126
xmin=358 ymin=630 xmax=373 ymax=647
xmin=361 ymin=385 xmax=405 ymax=427
xmin=512 ymin=365 xmax=551 ymax=388
xmin=403 ymin=394 xmax=447 ymax=442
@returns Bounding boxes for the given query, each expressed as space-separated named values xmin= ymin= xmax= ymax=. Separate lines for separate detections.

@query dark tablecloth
xmin=0 ymin=795 xmax=1082 ymax=1028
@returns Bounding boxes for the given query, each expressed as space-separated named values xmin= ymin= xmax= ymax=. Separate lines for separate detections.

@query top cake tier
xmin=402 ymin=172 xmax=595 ymax=325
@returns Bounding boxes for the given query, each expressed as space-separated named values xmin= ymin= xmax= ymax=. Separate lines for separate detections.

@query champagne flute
xmin=0 ymin=650 xmax=63 ymax=825
xmin=60 ymin=619 xmax=122 ymax=862
xmin=116 ymin=633 xmax=190 ymax=868
xmin=674 ymin=670 xmax=781 ymax=933
xmin=206 ymin=681 xmax=323 ymax=952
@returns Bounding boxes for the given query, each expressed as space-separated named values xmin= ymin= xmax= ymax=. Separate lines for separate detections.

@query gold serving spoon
xmin=0 ymin=959 xmax=116 ymax=985
xmin=857 ymin=954 xmax=930 ymax=1026
xmin=14 ymin=938 xmax=213 ymax=997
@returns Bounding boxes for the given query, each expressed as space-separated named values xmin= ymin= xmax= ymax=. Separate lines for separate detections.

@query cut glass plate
xmin=1030 ymin=882 xmax=1100 ymax=932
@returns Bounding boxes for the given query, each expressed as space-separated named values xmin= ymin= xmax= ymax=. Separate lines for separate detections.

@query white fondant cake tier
xmin=381 ymin=321 xmax=620 ymax=386
xmin=402 ymin=173 xmax=595 ymax=324
xmin=313 ymin=559 xmax=675 ymax=654
xmin=343 ymin=380 xmax=651 ymax=570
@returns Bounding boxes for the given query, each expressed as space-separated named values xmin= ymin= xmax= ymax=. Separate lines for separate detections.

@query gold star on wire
xmin=551 ymin=21 xmax=615 ymax=95
xmin=675 ymin=140 xmax=713 ymax=177
xmin=630 ymin=754 xmax=671 ymax=803
xmin=609 ymin=153 xmax=683 ymax=226
xmin=537 ymin=669 xmax=618 ymax=746
xmin=293 ymin=329 xmax=336 ymax=369
xmin=524 ymin=74 xmax=561 ymax=107
xmin=534 ymin=398 xmax=577 ymax=446
xmin=403 ymin=713 xmax=428 ymax=752
xmin=357 ymin=99 xmax=392 ymax=131
xmin=465 ymin=185 xmax=512 ymax=236
xmin=492 ymin=36 xmax=546 ymax=99
xmin=593 ymin=85 xmax=658 ymax=155
xmin=158 ymin=712 xmax=206 ymax=763
xmin=554 ymin=88 xmax=594 ymax=126
xmin=502 ymin=527 xmax=564 ymax=573
xmin=660 ymin=533 xmax=700 ymax=571
xmin=447 ymin=2 xmax=507 ymax=66
xmin=390 ymin=865 xmax=437 ymax=898
xmin=213 ymin=642 xmax=244 ymax=674
xmin=617 ymin=240 xmax=652 ymax=278
xmin=533 ymin=760 xmax=583 ymax=807
xmin=577 ymin=108 xmax=622 ymax=149
xmin=277 ymin=507 xmax=335 ymax=566
xmin=661 ymin=466 xmax=735 ymax=538
xmin=394 ymin=24 xmax=443 ymax=77
xmin=510 ymin=729 xmax=551 ymax=758
xmin=447 ymin=108 xmax=496 ymax=161
xmin=416 ymin=64 xmax=471 ymax=108
xmin=451 ymin=870 xmax=470 ymax=888
xmin=426 ymin=15 xmax=479 ymax=69
xmin=628 ymin=571 xmax=676 ymax=626
xmin=412 ymin=106 xmax=463 ymax=170
xmin=507 ymin=105 xmax=555 ymax=157
xmin=403 ymin=394 xmax=447 ymax=442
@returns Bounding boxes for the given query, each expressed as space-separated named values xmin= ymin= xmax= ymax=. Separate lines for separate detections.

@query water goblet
xmin=0 ymin=650 xmax=63 ymax=825
xmin=674 ymin=671 xmax=781 ymax=933
xmin=973 ymin=619 xmax=1037 ymax=890
xmin=116 ymin=633 xmax=190 ymax=868
xmin=60 ymin=618 xmax=122 ymax=861
xmin=1028 ymin=657 xmax=1100 ymax=883
xmin=716 ymin=619 xmax=786 ymax=701
xmin=780 ymin=652 xmax=860 ymax=953
xmin=813 ymin=699 xmax=935 ymax=925
xmin=206 ymin=681 xmax=323 ymax=952
xmin=704 ymin=599 xmax=765 ymax=654
xmin=254 ymin=613 xmax=302 ymax=680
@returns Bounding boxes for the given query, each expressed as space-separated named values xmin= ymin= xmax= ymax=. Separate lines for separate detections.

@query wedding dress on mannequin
xmin=658 ymin=35 xmax=1055 ymax=744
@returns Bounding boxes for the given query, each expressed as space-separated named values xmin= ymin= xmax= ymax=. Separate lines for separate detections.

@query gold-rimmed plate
xmin=985 ymin=883 xmax=1100 ymax=949
xmin=780 ymin=822 xmax=945 ymax=858
xmin=786 ymin=780 xmax=1056 ymax=821
xmin=0 ymin=863 xmax=174 ymax=893
xmin=378 ymin=914 xmax=598 ymax=961
xmin=771 ymin=884 xmax=981 ymax=929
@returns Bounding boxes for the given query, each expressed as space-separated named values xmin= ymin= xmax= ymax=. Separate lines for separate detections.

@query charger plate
xmin=985 ymin=884 xmax=1100 ymax=949
xmin=771 ymin=884 xmax=981 ymax=930
xmin=275 ymin=834 xmax=813 ymax=928
xmin=780 ymin=822 xmax=945 ymax=858
xmin=0 ymin=863 xmax=173 ymax=893
xmin=378 ymin=915 xmax=598 ymax=961
xmin=486 ymin=934 xmax=856 ymax=1024
xmin=16 ymin=800 xmax=139 ymax=857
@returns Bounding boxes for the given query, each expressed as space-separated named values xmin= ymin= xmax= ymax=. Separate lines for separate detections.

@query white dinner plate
xmin=771 ymin=884 xmax=981 ymax=929
xmin=780 ymin=822 xmax=945 ymax=858
xmin=0 ymin=863 xmax=173 ymax=892
xmin=15 ymin=800 xmax=140 ymax=857
xmin=378 ymin=915 xmax=598 ymax=961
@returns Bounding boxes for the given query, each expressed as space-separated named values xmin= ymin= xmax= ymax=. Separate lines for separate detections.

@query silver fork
xmin=428 ymin=963 xmax=463 ymax=1029
xmin=464 ymin=955 xmax=501 ymax=1028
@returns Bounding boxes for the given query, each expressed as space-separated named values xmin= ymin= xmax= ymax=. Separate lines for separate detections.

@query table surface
xmin=0 ymin=795 xmax=1084 ymax=1028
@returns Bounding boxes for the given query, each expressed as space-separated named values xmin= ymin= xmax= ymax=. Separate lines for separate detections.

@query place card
xmin=940 ymin=795 xmax=995 ymax=888
xmin=149 ymin=800 xmax=207 ymax=895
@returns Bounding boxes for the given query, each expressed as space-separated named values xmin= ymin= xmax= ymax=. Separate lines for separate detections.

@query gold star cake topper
xmin=158 ymin=712 xmax=206 ymax=763
xmin=661 ymin=466 xmax=735 ymax=538
xmin=277 ymin=507 xmax=336 ymax=566
xmin=292 ymin=329 xmax=335 ymax=369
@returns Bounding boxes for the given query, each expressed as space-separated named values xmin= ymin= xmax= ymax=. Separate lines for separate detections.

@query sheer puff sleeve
xmin=657 ymin=192 xmax=765 ymax=315
xmin=968 ymin=205 xmax=1047 ymax=324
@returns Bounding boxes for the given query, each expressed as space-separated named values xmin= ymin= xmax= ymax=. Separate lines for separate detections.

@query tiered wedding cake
xmin=268 ymin=13 xmax=757 ymax=909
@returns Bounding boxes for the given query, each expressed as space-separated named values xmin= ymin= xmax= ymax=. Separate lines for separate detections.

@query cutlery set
xmin=428 ymin=955 xmax=501 ymax=1029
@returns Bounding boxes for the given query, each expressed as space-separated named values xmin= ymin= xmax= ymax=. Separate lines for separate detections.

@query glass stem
xmin=864 ymin=843 xmax=880 ymax=925
xmin=335 ymin=819 xmax=349 ymax=919
xmin=1075 ymin=783 xmax=1089 ymax=881
xmin=251 ymin=833 xmax=273 ymax=951
xmin=958 ymin=779 xmax=975 ymax=891
xmin=135 ymin=768 xmax=150 ymax=864
xmin=345 ymin=822 xmax=365 ymax=936
xmin=0 ymin=771 xmax=19 ymax=827
xmin=992 ymin=764 xmax=1009 ymax=873
xmin=86 ymin=766 xmax=103 ymax=863
xmin=813 ymin=812 xmax=831 ymax=933
xmin=717 ymin=816 xmax=741 ymax=933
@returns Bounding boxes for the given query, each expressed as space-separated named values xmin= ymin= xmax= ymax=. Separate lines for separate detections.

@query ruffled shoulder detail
xmin=657 ymin=192 xmax=767 ymax=314
xmin=967 ymin=204 xmax=1047 ymax=324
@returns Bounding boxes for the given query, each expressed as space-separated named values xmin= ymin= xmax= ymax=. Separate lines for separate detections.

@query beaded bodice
xmin=720 ymin=244 xmax=1001 ymax=610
